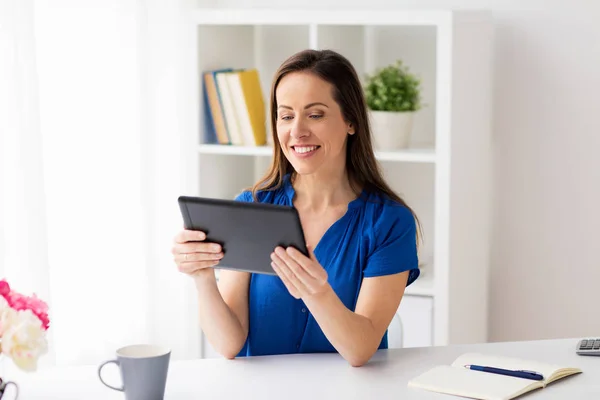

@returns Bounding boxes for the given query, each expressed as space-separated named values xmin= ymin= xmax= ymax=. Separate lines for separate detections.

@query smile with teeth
xmin=293 ymin=145 xmax=320 ymax=154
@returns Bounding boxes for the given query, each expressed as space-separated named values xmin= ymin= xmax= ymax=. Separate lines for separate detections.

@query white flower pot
xmin=369 ymin=110 xmax=414 ymax=150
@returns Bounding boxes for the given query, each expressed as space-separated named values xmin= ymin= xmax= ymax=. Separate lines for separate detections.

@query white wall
xmin=203 ymin=0 xmax=600 ymax=342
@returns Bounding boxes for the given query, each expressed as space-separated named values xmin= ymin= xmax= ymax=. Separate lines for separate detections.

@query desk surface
xmin=10 ymin=338 xmax=600 ymax=399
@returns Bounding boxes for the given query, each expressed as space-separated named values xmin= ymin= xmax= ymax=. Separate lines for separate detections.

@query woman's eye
xmin=279 ymin=115 xmax=292 ymax=121
xmin=309 ymin=114 xmax=323 ymax=119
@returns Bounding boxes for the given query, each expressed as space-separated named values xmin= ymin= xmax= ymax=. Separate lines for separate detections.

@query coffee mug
xmin=0 ymin=378 xmax=18 ymax=400
xmin=98 ymin=344 xmax=171 ymax=400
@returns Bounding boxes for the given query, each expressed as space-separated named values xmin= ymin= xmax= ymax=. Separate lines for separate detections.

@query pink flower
xmin=0 ymin=279 xmax=50 ymax=330
xmin=0 ymin=280 xmax=10 ymax=297
xmin=5 ymin=292 xmax=50 ymax=331
xmin=0 ymin=279 xmax=50 ymax=373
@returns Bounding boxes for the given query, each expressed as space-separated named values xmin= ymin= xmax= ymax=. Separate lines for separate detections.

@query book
xmin=225 ymin=69 xmax=267 ymax=146
xmin=201 ymin=66 xmax=267 ymax=147
xmin=203 ymin=68 xmax=233 ymax=145
xmin=407 ymin=352 xmax=582 ymax=400
xmin=214 ymin=70 xmax=244 ymax=146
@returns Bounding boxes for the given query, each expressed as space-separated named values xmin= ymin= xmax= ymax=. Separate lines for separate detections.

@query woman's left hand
xmin=270 ymin=246 xmax=329 ymax=299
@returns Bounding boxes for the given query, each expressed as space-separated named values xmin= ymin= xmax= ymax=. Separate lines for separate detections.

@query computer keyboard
xmin=576 ymin=338 xmax=600 ymax=356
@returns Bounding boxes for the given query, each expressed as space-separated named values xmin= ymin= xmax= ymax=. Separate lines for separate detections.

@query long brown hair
xmin=250 ymin=49 xmax=422 ymax=245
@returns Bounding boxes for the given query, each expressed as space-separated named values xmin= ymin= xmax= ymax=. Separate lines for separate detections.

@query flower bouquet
xmin=0 ymin=279 xmax=49 ymax=372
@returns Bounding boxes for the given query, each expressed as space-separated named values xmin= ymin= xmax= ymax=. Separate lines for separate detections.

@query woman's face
xmin=275 ymin=71 xmax=354 ymax=177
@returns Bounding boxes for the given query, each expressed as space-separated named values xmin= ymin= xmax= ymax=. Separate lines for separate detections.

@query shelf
xmin=198 ymin=144 xmax=272 ymax=156
xmin=404 ymin=270 xmax=434 ymax=297
xmin=191 ymin=8 xmax=494 ymax=348
xmin=376 ymin=148 xmax=436 ymax=163
xmin=192 ymin=9 xmax=451 ymax=26
xmin=198 ymin=144 xmax=436 ymax=163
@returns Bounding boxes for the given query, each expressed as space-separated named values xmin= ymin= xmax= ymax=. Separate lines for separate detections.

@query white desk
xmin=9 ymin=338 xmax=600 ymax=399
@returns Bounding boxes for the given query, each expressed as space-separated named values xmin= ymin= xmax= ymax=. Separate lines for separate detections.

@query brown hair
xmin=250 ymin=49 xmax=421 ymax=245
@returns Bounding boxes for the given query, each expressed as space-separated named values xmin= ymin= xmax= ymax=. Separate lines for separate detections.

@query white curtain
xmin=0 ymin=0 xmax=54 ymax=367
xmin=0 ymin=0 xmax=200 ymax=368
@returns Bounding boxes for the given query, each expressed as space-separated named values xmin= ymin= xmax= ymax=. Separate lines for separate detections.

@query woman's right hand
xmin=171 ymin=229 xmax=224 ymax=277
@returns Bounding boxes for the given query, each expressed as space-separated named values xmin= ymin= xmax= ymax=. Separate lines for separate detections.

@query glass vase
xmin=0 ymin=356 xmax=18 ymax=400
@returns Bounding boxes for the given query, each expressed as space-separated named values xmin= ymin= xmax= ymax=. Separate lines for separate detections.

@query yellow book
xmin=408 ymin=352 xmax=582 ymax=400
xmin=226 ymin=69 xmax=267 ymax=146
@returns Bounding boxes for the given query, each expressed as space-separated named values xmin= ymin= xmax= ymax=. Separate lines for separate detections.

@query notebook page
xmin=408 ymin=365 xmax=541 ymax=400
xmin=452 ymin=353 xmax=577 ymax=383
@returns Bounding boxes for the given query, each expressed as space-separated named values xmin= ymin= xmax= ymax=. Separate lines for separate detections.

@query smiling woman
xmin=173 ymin=49 xmax=421 ymax=367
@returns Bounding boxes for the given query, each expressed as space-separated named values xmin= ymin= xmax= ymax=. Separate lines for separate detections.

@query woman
xmin=172 ymin=49 xmax=421 ymax=367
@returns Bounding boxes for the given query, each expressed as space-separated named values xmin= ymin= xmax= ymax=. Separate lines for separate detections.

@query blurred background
xmin=1 ymin=0 xmax=599 ymax=369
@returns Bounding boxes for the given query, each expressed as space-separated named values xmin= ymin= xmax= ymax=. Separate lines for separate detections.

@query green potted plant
xmin=364 ymin=60 xmax=422 ymax=150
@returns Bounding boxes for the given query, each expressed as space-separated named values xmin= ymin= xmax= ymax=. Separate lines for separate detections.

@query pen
xmin=464 ymin=365 xmax=544 ymax=381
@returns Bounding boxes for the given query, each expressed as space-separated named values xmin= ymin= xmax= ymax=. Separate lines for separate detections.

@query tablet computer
xmin=177 ymin=195 xmax=308 ymax=275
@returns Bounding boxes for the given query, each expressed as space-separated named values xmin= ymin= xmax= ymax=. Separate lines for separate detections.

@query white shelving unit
xmin=198 ymin=144 xmax=437 ymax=163
xmin=184 ymin=8 xmax=493 ymax=354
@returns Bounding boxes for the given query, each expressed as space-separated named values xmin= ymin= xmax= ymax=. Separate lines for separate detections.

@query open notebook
xmin=408 ymin=352 xmax=582 ymax=400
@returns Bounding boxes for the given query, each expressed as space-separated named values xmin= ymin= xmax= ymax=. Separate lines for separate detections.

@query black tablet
xmin=177 ymin=195 xmax=308 ymax=275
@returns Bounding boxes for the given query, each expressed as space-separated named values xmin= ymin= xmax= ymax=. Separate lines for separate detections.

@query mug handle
xmin=97 ymin=359 xmax=124 ymax=392
xmin=1 ymin=381 xmax=19 ymax=400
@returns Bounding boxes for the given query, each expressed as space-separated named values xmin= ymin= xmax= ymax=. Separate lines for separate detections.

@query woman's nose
xmin=290 ymin=119 xmax=309 ymax=139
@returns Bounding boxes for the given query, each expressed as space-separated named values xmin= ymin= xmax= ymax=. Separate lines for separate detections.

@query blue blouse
xmin=234 ymin=175 xmax=419 ymax=357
